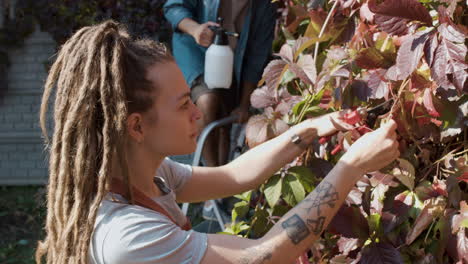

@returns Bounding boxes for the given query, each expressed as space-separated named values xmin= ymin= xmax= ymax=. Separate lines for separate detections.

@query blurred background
xmin=0 ymin=1 xmax=179 ymax=262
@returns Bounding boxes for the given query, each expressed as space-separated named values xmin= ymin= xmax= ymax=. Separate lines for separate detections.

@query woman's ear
xmin=127 ymin=113 xmax=144 ymax=143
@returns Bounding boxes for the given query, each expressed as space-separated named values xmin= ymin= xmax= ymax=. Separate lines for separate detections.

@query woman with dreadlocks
xmin=36 ymin=20 xmax=399 ymax=264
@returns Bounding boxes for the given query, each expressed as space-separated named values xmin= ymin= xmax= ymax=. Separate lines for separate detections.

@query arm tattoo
xmin=281 ymin=214 xmax=310 ymax=245
xmin=306 ymin=216 xmax=326 ymax=235
xmin=239 ymin=245 xmax=273 ymax=264
xmin=302 ymin=181 xmax=339 ymax=216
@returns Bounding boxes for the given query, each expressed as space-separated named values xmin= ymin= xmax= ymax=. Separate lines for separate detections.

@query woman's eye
xmin=181 ymin=101 xmax=190 ymax=109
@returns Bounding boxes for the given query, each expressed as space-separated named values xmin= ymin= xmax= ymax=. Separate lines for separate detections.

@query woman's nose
xmin=192 ymin=104 xmax=202 ymax=121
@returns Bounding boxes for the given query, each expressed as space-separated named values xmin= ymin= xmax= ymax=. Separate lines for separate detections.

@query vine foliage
xmin=228 ymin=0 xmax=468 ymax=263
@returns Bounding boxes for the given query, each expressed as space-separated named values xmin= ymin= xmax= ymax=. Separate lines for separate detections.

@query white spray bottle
xmin=204 ymin=18 xmax=238 ymax=89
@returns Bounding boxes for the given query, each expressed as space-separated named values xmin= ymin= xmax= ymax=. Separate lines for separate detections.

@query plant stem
xmin=313 ymin=0 xmax=339 ymax=62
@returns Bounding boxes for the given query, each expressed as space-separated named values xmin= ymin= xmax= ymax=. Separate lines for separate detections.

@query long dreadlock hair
xmin=36 ymin=20 xmax=173 ymax=264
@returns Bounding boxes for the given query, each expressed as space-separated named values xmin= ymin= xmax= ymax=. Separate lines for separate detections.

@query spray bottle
xmin=204 ymin=17 xmax=238 ymax=89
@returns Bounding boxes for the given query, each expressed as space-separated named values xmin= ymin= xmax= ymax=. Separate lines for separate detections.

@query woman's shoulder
xmin=91 ymin=194 xmax=208 ymax=264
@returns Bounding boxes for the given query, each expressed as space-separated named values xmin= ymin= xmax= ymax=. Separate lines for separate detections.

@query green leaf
xmin=282 ymin=178 xmax=297 ymax=206
xmin=251 ymin=208 xmax=270 ymax=238
xmin=264 ymin=174 xmax=282 ymax=208
xmin=288 ymin=166 xmax=316 ymax=193
xmin=232 ymin=201 xmax=250 ymax=223
xmin=234 ymin=191 xmax=252 ymax=202
xmin=368 ymin=213 xmax=382 ymax=236
xmin=286 ymin=174 xmax=306 ymax=203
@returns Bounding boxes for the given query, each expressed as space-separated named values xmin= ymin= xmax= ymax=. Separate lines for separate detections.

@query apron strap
xmin=110 ymin=177 xmax=192 ymax=231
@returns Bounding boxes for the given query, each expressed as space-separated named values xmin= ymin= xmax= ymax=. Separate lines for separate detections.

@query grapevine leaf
xmin=262 ymin=60 xmax=289 ymax=90
xmin=232 ymin=200 xmax=249 ymax=223
xmin=437 ymin=21 xmax=467 ymax=44
xmin=355 ymin=47 xmax=392 ymax=69
xmin=250 ymin=208 xmax=269 ymax=237
xmin=431 ymin=37 xmax=468 ymax=92
xmin=452 ymin=201 xmax=468 ymax=233
xmin=360 ymin=3 xmax=375 ymax=23
xmin=288 ymin=166 xmax=315 ymax=193
xmin=390 ymin=158 xmax=416 ymax=190
xmin=405 ymin=197 xmax=446 ymax=245
xmin=345 ymin=187 xmax=363 ymax=206
xmin=456 ymin=227 xmax=468 ymax=263
xmin=422 ymin=88 xmax=440 ymax=117
xmin=245 ymin=113 xmax=289 ymax=148
xmin=371 ymin=184 xmax=389 ymax=214
xmin=296 ymin=54 xmax=317 ymax=84
xmin=250 ymin=86 xmax=276 ymax=109
xmin=360 ymin=242 xmax=404 ymax=264
xmin=278 ymin=43 xmax=294 ymax=63
xmin=395 ymin=31 xmax=430 ymax=80
xmin=281 ymin=177 xmax=296 ymax=207
xmin=368 ymin=0 xmax=432 ymax=25
xmin=424 ymin=33 xmax=438 ymax=67
xmin=368 ymin=69 xmax=389 ymax=99
xmin=264 ymin=174 xmax=282 ymax=208
xmin=337 ymin=237 xmax=360 ymax=256
xmin=374 ymin=15 xmax=409 ymax=36
xmin=329 ymin=205 xmax=369 ymax=238
xmin=284 ymin=173 xmax=306 ymax=205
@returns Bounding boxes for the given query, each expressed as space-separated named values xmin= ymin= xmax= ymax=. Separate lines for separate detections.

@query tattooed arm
xmin=199 ymin=121 xmax=400 ymax=263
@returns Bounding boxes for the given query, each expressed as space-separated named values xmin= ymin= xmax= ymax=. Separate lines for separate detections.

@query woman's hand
xmin=307 ymin=111 xmax=355 ymax=138
xmin=340 ymin=119 xmax=399 ymax=175
xmin=192 ymin=21 xmax=218 ymax=47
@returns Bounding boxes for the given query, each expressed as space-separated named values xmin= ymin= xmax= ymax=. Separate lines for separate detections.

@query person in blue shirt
xmin=164 ymin=0 xmax=278 ymax=167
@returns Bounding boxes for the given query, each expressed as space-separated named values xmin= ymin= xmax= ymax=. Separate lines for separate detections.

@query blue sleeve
xmin=241 ymin=1 xmax=278 ymax=84
xmin=163 ymin=0 xmax=198 ymax=32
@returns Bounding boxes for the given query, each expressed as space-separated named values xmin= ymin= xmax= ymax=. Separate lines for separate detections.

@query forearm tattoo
xmin=239 ymin=245 xmax=273 ymax=264
xmin=281 ymin=214 xmax=310 ymax=245
xmin=282 ymin=181 xmax=339 ymax=244
xmin=302 ymin=181 xmax=339 ymax=215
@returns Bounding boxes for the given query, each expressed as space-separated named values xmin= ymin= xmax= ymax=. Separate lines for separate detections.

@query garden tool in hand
xmin=204 ymin=17 xmax=239 ymax=89
xmin=320 ymin=99 xmax=395 ymax=155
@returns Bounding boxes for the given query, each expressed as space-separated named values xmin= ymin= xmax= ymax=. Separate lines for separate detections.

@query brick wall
xmin=0 ymin=25 xmax=55 ymax=185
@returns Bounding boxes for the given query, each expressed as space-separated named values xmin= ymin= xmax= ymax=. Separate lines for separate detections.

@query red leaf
xmin=395 ymin=31 xmax=430 ymax=80
xmin=337 ymin=237 xmax=360 ymax=256
xmin=355 ymin=47 xmax=391 ymax=69
xmin=296 ymin=54 xmax=317 ymax=84
xmin=360 ymin=3 xmax=375 ymax=23
xmin=368 ymin=0 xmax=432 ymax=25
xmin=367 ymin=69 xmax=390 ymax=99
xmin=374 ymin=15 xmax=409 ymax=36
xmin=438 ymin=23 xmax=466 ymax=44
xmin=295 ymin=252 xmax=310 ymax=264
xmin=424 ymin=33 xmax=439 ymax=67
xmin=457 ymin=172 xmax=468 ymax=183
xmin=422 ymin=88 xmax=440 ymax=117
xmin=329 ymin=205 xmax=369 ymax=238
xmin=360 ymin=242 xmax=404 ymax=264
xmin=431 ymin=37 xmax=468 ymax=92
xmin=245 ymin=113 xmax=289 ymax=148
xmin=279 ymin=44 xmax=294 ymax=63
xmin=250 ymin=86 xmax=277 ymax=109
xmin=262 ymin=60 xmax=288 ymax=90
xmin=405 ymin=197 xmax=446 ymax=245
xmin=456 ymin=227 xmax=468 ymax=263
xmin=452 ymin=201 xmax=468 ymax=233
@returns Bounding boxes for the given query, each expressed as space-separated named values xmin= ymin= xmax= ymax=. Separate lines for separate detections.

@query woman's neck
xmin=110 ymin=149 xmax=165 ymax=198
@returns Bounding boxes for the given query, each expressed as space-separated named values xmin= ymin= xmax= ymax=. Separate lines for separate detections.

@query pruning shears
xmin=320 ymin=99 xmax=395 ymax=155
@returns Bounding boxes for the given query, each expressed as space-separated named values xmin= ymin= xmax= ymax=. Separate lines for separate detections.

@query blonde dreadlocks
xmin=36 ymin=20 xmax=173 ymax=264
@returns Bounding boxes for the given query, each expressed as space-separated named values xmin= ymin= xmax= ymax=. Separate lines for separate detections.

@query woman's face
xmin=135 ymin=61 xmax=202 ymax=157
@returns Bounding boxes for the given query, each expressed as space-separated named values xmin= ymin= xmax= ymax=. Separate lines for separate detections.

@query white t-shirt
xmin=89 ymin=158 xmax=208 ymax=264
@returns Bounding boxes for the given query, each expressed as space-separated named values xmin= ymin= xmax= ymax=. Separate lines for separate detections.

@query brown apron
xmin=110 ymin=178 xmax=192 ymax=231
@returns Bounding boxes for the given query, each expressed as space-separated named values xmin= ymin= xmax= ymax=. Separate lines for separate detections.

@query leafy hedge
xmin=227 ymin=0 xmax=467 ymax=263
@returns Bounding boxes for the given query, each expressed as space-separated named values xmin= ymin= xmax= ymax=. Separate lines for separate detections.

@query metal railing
xmin=182 ymin=114 xmax=239 ymax=230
